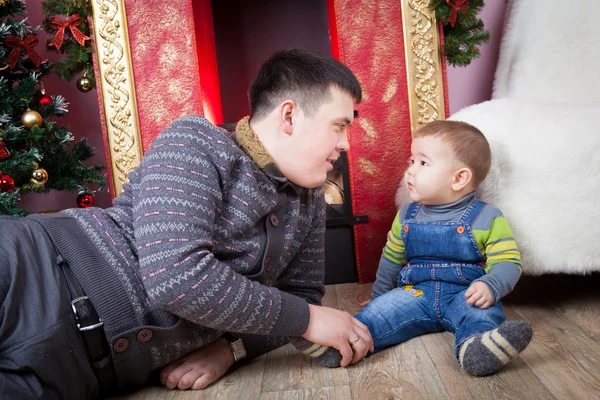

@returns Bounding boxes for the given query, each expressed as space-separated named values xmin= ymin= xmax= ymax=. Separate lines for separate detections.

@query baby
xmin=303 ymin=120 xmax=532 ymax=376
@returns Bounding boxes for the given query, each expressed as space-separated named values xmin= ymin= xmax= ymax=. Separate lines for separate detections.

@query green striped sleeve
xmin=473 ymin=215 xmax=522 ymax=273
xmin=382 ymin=210 xmax=406 ymax=265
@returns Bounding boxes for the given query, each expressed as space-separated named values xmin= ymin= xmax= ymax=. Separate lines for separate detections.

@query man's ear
xmin=452 ymin=167 xmax=473 ymax=191
xmin=279 ymin=100 xmax=296 ymax=135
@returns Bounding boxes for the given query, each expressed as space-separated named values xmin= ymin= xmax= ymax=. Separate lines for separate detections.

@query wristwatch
xmin=224 ymin=333 xmax=247 ymax=362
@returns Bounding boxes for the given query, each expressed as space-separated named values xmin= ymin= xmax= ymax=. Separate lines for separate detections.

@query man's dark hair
xmin=249 ymin=49 xmax=362 ymax=121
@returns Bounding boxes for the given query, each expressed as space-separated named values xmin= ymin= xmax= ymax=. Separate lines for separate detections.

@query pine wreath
xmin=430 ymin=0 xmax=490 ymax=67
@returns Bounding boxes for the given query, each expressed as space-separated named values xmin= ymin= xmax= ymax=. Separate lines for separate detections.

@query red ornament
xmin=77 ymin=193 xmax=95 ymax=208
xmin=445 ymin=0 xmax=469 ymax=28
xmin=5 ymin=34 xmax=42 ymax=69
xmin=0 ymin=174 xmax=15 ymax=192
xmin=48 ymin=15 xmax=91 ymax=50
xmin=0 ymin=141 xmax=9 ymax=160
xmin=39 ymin=94 xmax=52 ymax=106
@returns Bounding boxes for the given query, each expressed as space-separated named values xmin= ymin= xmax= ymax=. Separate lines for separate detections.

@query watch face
xmin=229 ymin=338 xmax=247 ymax=362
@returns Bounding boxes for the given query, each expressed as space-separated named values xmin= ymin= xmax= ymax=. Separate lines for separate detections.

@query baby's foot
xmin=459 ymin=320 xmax=533 ymax=376
xmin=289 ymin=338 xmax=343 ymax=368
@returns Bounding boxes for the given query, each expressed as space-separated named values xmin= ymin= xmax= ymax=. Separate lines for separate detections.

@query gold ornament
xmin=21 ymin=108 xmax=43 ymax=129
xmin=76 ymin=73 xmax=93 ymax=93
xmin=31 ymin=168 xmax=49 ymax=185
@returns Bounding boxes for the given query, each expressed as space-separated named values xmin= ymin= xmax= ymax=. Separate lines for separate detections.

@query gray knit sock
xmin=459 ymin=320 xmax=533 ymax=376
xmin=288 ymin=337 xmax=343 ymax=368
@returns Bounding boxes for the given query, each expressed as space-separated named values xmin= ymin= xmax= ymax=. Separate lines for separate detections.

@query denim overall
xmin=356 ymin=199 xmax=506 ymax=360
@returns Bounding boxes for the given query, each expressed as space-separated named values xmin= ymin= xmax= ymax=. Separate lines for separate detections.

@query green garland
xmin=41 ymin=0 xmax=94 ymax=89
xmin=430 ymin=0 xmax=490 ymax=67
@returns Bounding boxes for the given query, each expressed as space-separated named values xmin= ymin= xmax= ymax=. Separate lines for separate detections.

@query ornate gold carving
xmin=401 ymin=0 xmax=446 ymax=136
xmin=90 ymin=0 xmax=143 ymax=196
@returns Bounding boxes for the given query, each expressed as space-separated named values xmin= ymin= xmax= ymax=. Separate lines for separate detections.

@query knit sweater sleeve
xmin=248 ymin=189 xmax=326 ymax=358
xmin=472 ymin=206 xmax=522 ymax=302
xmin=133 ymin=118 xmax=307 ymax=337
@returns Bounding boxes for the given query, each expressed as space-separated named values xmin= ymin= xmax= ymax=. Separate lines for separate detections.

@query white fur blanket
xmin=396 ymin=98 xmax=600 ymax=275
xmin=493 ymin=0 xmax=600 ymax=103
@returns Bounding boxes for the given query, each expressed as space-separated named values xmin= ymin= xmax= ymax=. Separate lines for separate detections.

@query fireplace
xmin=323 ymin=149 xmax=368 ymax=284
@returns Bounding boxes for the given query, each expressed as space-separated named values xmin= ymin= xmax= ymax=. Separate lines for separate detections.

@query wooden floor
xmin=110 ymin=273 xmax=600 ymax=400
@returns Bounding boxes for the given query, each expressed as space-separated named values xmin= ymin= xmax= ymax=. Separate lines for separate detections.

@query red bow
xmin=446 ymin=0 xmax=469 ymax=28
xmin=48 ymin=14 xmax=91 ymax=50
xmin=5 ymin=34 xmax=42 ymax=69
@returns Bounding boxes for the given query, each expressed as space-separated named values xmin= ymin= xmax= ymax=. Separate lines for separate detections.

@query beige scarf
xmin=234 ymin=116 xmax=274 ymax=169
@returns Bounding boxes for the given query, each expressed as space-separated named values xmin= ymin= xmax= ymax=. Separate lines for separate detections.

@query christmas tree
xmin=0 ymin=0 xmax=105 ymax=216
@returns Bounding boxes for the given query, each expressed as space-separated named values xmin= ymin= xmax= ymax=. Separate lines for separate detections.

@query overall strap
xmin=458 ymin=199 xmax=486 ymax=225
xmin=404 ymin=202 xmax=421 ymax=221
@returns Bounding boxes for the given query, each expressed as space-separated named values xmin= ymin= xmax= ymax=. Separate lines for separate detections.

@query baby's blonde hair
xmin=414 ymin=120 xmax=491 ymax=187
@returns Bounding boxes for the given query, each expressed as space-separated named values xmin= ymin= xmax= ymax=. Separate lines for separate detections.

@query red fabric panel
xmin=332 ymin=0 xmax=414 ymax=282
xmin=124 ymin=0 xmax=204 ymax=151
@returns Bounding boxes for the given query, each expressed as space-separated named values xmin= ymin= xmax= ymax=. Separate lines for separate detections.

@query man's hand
xmin=465 ymin=281 xmax=494 ymax=309
xmin=160 ymin=337 xmax=234 ymax=390
xmin=303 ymin=304 xmax=374 ymax=367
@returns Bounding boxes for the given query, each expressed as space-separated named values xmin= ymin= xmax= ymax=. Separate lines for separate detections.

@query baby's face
xmin=404 ymin=135 xmax=461 ymax=205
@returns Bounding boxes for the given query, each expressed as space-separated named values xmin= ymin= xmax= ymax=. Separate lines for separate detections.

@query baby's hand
xmin=465 ymin=281 xmax=494 ymax=309
xmin=359 ymin=298 xmax=371 ymax=308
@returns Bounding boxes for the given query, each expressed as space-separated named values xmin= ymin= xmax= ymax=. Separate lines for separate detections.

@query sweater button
xmin=113 ymin=338 xmax=129 ymax=353
xmin=137 ymin=328 xmax=153 ymax=343
xmin=269 ymin=214 xmax=279 ymax=227
xmin=265 ymin=257 xmax=272 ymax=272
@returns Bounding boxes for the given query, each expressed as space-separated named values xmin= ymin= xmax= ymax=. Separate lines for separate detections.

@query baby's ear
xmin=452 ymin=167 xmax=473 ymax=191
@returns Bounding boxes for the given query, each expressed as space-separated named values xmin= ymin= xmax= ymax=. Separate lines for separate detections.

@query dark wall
xmin=211 ymin=0 xmax=332 ymax=123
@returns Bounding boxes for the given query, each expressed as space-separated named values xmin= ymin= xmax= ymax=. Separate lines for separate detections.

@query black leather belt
xmin=56 ymin=255 xmax=116 ymax=393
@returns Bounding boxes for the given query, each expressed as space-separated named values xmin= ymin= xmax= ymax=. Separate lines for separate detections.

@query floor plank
xmin=332 ymin=282 xmax=372 ymax=315
xmin=107 ymin=275 xmax=600 ymax=400
xmin=347 ymin=337 xmax=450 ymax=400
xmin=172 ymin=354 xmax=267 ymax=400
xmin=108 ymin=386 xmax=176 ymax=400
xmin=508 ymin=303 xmax=600 ymax=399
xmin=321 ymin=285 xmax=340 ymax=309
xmin=260 ymin=386 xmax=352 ymax=400
xmin=421 ymin=330 xmax=555 ymax=400
xmin=261 ymin=343 xmax=350 ymax=392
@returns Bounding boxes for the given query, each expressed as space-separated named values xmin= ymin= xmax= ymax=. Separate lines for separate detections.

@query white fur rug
xmin=396 ymin=98 xmax=600 ymax=275
xmin=493 ymin=0 xmax=600 ymax=103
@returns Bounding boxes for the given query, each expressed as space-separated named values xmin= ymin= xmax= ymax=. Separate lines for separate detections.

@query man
xmin=0 ymin=49 xmax=372 ymax=399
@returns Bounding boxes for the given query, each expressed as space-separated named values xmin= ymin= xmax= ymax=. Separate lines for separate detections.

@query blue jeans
xmin=355 ymin=265 xmax=506 ymax=360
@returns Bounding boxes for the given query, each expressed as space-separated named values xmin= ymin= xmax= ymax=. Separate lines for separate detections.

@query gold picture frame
xmin=90 ymin=0 xmax=143 ymax=196
xmin=401 ymin=0 xmax=447 ymax=136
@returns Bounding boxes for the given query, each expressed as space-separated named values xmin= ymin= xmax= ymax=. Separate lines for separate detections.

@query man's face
xmin=279 ymin=87 xmax=355 ymax=188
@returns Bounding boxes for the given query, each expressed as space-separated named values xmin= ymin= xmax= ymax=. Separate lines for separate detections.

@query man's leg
xmin=0 ymin=217 xmax=98 ymax=399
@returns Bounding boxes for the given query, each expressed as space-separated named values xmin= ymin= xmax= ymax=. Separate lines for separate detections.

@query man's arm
xmin=238 ymin=187 xmax=327 ymax=360
xmin=133 ymin=117 xmax=308 ymax=337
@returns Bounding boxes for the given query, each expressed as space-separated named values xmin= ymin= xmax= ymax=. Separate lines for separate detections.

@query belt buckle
xmin=71 ymin=296 xmax=104 ymax=332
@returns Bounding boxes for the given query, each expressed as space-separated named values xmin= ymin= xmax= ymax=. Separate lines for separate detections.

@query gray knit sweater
xmin=43 ymin=115 xmax=326 ymax=386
